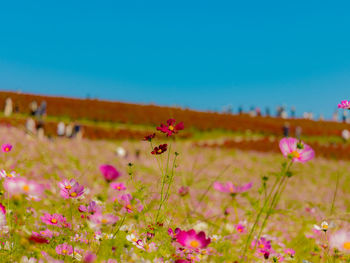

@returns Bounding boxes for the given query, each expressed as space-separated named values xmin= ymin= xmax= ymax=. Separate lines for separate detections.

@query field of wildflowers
xmin=0 ymin=103 xmax=350 ymax=262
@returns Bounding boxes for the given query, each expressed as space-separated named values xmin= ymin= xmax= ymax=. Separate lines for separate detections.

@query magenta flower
xmin=59 ymin=179 xmax=85 ymax=199
xmin=0 ymin=203 xmax=6 ymax=215
xmin=55 ymin=243 xmax=73 ymax=255
xmin=284 ymin=248 xmax=295 ymax=257
xmin=110 ymin=182 xmax=126 ymax=191
xmin=178 ymin=186 xmax=189 ymax=196
xmin=156 ymin=119 xmax=184 ymax=136
xmin=90 ymin=212 xmax=119 ymax=225
xmin=41 ymin=213 xmax=67 ymax=227
xmin=252 ymin=237 xmax=272 ymax=254
xmin=279 ymin=137 xmax=315 ymax=163
xmin=214 ymin=182 xmax=252 ymax=194
xmin=338 ymin=100 xmax=350 ymax=109
xmin=235 ymin=223 xmax=246 ymax=233
xmin=99 ymin=164 xmax=121 ymax=182
xmin=1 ymin=144 xmax=12 ymax=153
xmin=176 ymin=229 xmax=211 ymax=250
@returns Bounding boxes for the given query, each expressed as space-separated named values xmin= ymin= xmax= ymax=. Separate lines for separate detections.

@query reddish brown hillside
xmin=0 ymin=91 xmax=348 ymax=137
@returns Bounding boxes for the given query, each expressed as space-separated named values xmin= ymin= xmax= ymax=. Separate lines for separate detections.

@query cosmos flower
xmin=116 ymin=194 xmax=143 ymax=213
xmin=1 ymin=144 xmax=12 ymax=153
xmin=110 ymin=182 xmax=126 ymax=191
xmin=329 ymin=230 xmax=350 ymax=253
xmin=0 ymin=170 xmax=19 ymax=178
xmin=143 ymin=133 xmax=156 ymax=141
xmin=157 ymin=119 xmax=184 ymax=136
xmin=41 ymin=213 xmax=68 ymax=227
xmin=4 ymin=177 xmax=44 ymax=196
xmin=284 ymin=248 xmax=296 ymax=258
xmin=90 ymin=212 xmax=119 ymax=225
xmin=235 ymin=223 xmax=246 ymax=233
xmin=176 ymin=229 xmax=211 ymax=250
xmin=79 ymin=201 xmax=101 ymax=215
xmin=151 ymin=144 xmax=168 ymax=155
xmin=178 ymin=186 xmax=189 ymax=196
xmin=55 ymin=243 xmax=73 ymax=255
xmin=214 ymin=182 xmax=252 ymax=194
xmin=338 ymin=100 xmax=350 ymax=109
xmin=59 ymin=179 xmax=85 ymax=199
xmin=314 ymin=221 xmax=330 ymax=232
xmin=252 ymin=237 xmax=272 ymax=254
xmin=99 ymin=164 xmax=121 ymax=182
xmin=279 ymin=137 xmax=315 ymax=163
xmin=0 ymin=203 xmax=6 ymax=215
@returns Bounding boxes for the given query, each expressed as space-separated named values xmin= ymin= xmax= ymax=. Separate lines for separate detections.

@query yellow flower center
xmin=65 ymin=185 xmax=72 ymax=190
xmin=101 ymin=218 xmax=108 ymax=224
xmin=22 ymin=185 xmax=30 ymax=192
xmin=169 ymin=125 xmax=174 ymax=131
xmin=344 ymin=242 xmax=350 ymax=250
xmin=189 ymin=240 xmax=200 ymax=248
xmin=51 ymin=218 xmax=57 ymax=224
xmin=70 ymin=192 xmax=77 ymax=197
xmin=322 ymin=224 xmax=328 ymax=230
xmin=157 ymin=149 xmax=162 ymax=153
xmin=126 ymin=204 xmax=132 ymax=210
xmin=259 ymin=244 xmax=264 ymax=248
xmin=117 ymin=186 xmax=121 ymax=190
xmin=62 ymin=249 xmax=67 ymax=254
xmin=291 ymin=150 xmax=300 ymax=159
xmin=5 ymin=147 xmax=9 ymax=152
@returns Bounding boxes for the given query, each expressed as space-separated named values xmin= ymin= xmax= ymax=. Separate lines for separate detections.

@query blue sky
xmin=0 ymin=1 xmax=349 ymax=118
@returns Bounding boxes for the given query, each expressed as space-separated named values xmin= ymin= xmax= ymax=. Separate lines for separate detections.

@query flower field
xmin=0 ymin=113 xmax=350 ymax=263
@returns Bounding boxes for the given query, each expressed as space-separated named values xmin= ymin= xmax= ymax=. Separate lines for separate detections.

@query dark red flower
xmin=151 ymin=144 xmax=168 ymax=155
xmin=29 ymin=234 xmax=49 ymax=244
xmin=143 ymin=133 xmax=156 ymax=141
xmin=156 ymin=119 xmax=184 ymax=136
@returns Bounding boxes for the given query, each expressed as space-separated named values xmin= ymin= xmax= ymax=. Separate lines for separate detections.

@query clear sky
xmin=0 ymin=1 xmax=349 ymax=118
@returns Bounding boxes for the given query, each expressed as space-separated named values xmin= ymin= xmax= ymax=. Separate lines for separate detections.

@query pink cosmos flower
xmin=214 ymin=182 xmax=252 ymax=194
xmin=4 ymin=177 xmax=44 ymax=196
xmin=90 ymin=212 xmax=119 ymax=225
xmin=178 ymin=186 xmax=189 ymax=196
xmin=235 ymin=223 xmax=246 ymax=233
xmin=329 ymin=230 xmax=350 ymax=253
xmin=1 ymin=144 xmax=12 ymax=153
xmin=41 ymin=213 xmax=68 ymax=227
xmin=284 ymin=248 xmax=295 ymax=257
xmin=59 ymin=179 xmax=85 ymax=199
xmin=252 ymin=237 xmax=272 ymax=254
xmin=116 ymin=194 xmax=143 ymax=213
xmin=156 ymin=119 xmax=184 ymax=136
xmin=55 ymin=243 xmax=73 ymax=255
xmin=99 ymin=164 xmax=121 ymax=182
xmin=110 ymin=182 xmax=126 ymax=191
xmin=84 ymin=252 xmax=97 ymax=263
xmin=176 ymin=229 xmax=211 ymax=250
xmin=279 ymin=137 xmax=315 ymax=163
xmin=338 ymin=100 xmax=350 ymax=109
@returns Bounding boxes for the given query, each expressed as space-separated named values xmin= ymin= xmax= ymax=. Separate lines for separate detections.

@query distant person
xmin=265 ymin=107 xmax=270 ymax=117
xmin=295 ymin=126 xmax=302 ymax=140
xmin=249 ymin=106 xmax=256 ymax=117
xmin=281 ymin=110 xmax=288 ymax=119
xmin=319 ymin=114 xmax=324 ymax=121
xmin=238 ymin=106 xmax=243 ymax=115
xmin=283 ymin=122 xmax=290 ymax=137
xmin=276 ymin=106 xmax=282 ymax=117
xmin=342 ymin=110 xmax=347 ymax=123
xmin=36 ymin=120 xmax=45 ymax=139
xmin=4 ymin=97 xmax=13 ymax=117
xmin=26 ymin=118 xmax=36 ymax=135
xmin=57 ymin=122 xmax=65 ymax=137
xmin=65 ymin=123 xmax=74 ymax=138
xmin=291 ymin=106 xmax=296 ymax=118
xmin=29 ymin=101 xmax=38 ymax=116
xmin=36 ymin=101 xmax=47 ymax=118
xmin=255 ymin=107 xmax=261 ymax=116
xmin=73 ymin=124 xmax=82 ymax=139
xmin=342 ymin=129 xmax=350 ymax=142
